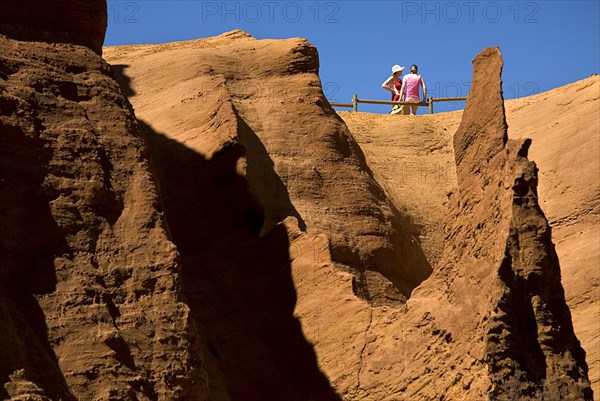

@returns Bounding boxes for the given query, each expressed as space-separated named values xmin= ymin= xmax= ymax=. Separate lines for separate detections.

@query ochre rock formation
xmin=339 ymin=111 xmax=459 ymax=267
xmin=342 ymin=74 xmax=600 ymax=397
xmin=289 ymin=46 xmax=594 ymax=401
xmin=104 ymin=31 xmax=432 ymax=307
xmin=0 ymin=3 xmax=208 ymax=400
xmin=442 ymin=47 xmax=591 ymax=399
xmin=0 ymin=0 xmax=594 ymax=397
xmin=105 ymin=33 xmax=594 ymax=401
xmin=0 ymin=0 xmax=107 ymax=55
xmin=505 ymin=76 xmax=600 ymax=396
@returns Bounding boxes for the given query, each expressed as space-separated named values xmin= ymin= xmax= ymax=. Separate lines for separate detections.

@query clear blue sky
xmin=104 ymin=1 xmax=600 ymax=114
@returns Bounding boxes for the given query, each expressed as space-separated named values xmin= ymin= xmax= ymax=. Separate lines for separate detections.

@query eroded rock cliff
xmin=444 ymin=47 xmax=591 ymax=399
xmin=0 ymin=1 xmax=593 ymax=398
xmin=505 ymin=75 xmax=600 ymax=396
xmin=104 ymin=31 xmax=432 ymax=307
xmin=0 ymin=2 xmax=208 ymax=400
xmin=342 ymin=74 xmax=600 ymax=398
xmin=287 ymin=47 xmax=594 ymax=401
xmin=105 ymin=34 xmax=593 ymax=400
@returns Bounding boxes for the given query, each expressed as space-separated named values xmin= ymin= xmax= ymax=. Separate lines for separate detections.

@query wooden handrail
xmin=329 ymin=95 xmax=468 ymax=113
xmin=429 ymin=97 xmax=467 ymax=102
xmin=356 ymin=98 xmax=429 ymax=107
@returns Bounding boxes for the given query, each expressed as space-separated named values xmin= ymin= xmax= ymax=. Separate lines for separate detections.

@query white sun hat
xmin=392 ymin=65 xmax=405 ymax=73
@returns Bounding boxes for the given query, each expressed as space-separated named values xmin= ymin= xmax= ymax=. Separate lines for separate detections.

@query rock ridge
xmin=104 ymin=31 xmax=434 ymax=307
xmin=0 ymin=9 xmax=593 ymax=399
xmin=439 ymin=46 xmax=592 ymax=400
xmin=283 ymin=46 xmax=594 ymax=401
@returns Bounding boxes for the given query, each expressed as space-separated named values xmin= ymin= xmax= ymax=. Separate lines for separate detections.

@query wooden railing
xmin=330 ymin=95 xmax=467 ymax=114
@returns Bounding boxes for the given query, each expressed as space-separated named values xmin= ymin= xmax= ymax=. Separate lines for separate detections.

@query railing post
xmin=352 ymin=94 xmax=358 ymax=112
xmin=428 ymin=97 xmax=433 ymax=114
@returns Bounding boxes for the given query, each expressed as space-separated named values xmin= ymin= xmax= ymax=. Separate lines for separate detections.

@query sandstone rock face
xmin=0 ymin=32 xmax=208 ymax=401
xmin=0 ymin=1 xmax=593 ymax=396
xmin=343 ymin=74 xmax=600 ymax=398
xmin=338 ymin=112 xmax=460 ymax=267
xmin=289 ymin=47 xmax=593 ymax=401
xmin=104 ymin=31 xmax=431 ymax=307
xmin=505 ymin=76 xmax=600 ymax=396
xmin=0 ymin=0 xmax=107 ymax=55
xmin=105 ymin=34 xmax=593 ymax=400
xmin=104 ymin=33 xmax=346 ymax=401
xmin=445 ymin=47 xmax=591 ymax=399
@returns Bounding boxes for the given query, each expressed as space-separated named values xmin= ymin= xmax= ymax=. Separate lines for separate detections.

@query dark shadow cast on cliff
xmin=112 ymin=63 xmax=335 ymax=399
xmin=135 ymin=116 xmax=342 ymax=401
xmin=235 ymin=111 xmax=307 ymax=234
xmin=110 ymin=64 xmax=135 ymax=98
xmin=108 ymin=65 xmax=339 ymax=400
xmin=0 ymin=123 xmax=75 ymax=400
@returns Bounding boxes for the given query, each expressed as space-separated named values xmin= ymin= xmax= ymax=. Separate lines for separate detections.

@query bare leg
xmin=410 ymin=104 xmax=418 ymax=115
xmin=402 ymin=103 xmax=409 ymax=115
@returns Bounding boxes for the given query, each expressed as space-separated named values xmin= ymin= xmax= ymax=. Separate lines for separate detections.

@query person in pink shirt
xmin=401 ymin=64 xmax=427 ymax=115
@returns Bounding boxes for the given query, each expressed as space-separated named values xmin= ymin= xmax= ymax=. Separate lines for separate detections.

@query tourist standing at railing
xmin=401 ymin=64 xmax=427 ymax=115
xmin=381 ymin=64 xmax=404 ymax=114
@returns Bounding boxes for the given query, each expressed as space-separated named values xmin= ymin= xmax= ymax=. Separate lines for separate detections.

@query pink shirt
xmin=403 ymin=73 xmax=422 ymax=99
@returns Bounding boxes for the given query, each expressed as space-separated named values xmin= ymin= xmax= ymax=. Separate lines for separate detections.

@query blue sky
xmin=104 ymin=1 xmax=600 ymax=114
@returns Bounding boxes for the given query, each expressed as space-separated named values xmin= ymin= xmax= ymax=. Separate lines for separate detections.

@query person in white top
xmin=401 ymin=64 xmax=427 ymax=115
xmin=381 ymin=64 xmax=404 ymax=114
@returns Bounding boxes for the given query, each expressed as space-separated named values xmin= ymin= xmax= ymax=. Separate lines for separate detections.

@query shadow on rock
xmin=137 ymin=118 xmax=342 ymax=401
xmin=0 ymin=122 xmax=75 ymax=400
xmin=110 ymin=64 xmax=135 ymax=98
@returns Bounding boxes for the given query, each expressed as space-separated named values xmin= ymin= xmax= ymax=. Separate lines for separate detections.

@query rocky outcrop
xmin=0 ymin=1 xmax=592 ymax=396
xmin=443 ymin=46 xmax=591 ymax=399
xmin=343 ymin=73 xmax=600 ymax=399
xmin=504 ymin=75 xmax=600 ymax=396
xmin=0 ymin=0 xmax=107 ymax=55
xmin=104 ymin=35 xmax=593 ymax=400
xmin=287 ymin=47 xmax=594 ymax=400
xmin=104 ymin=31 xmax=432 ymax=307
xmin=223 ymin=36 xmax=432 ymax=303
xmin=0 ymin=15 xmax=208 ymax=401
